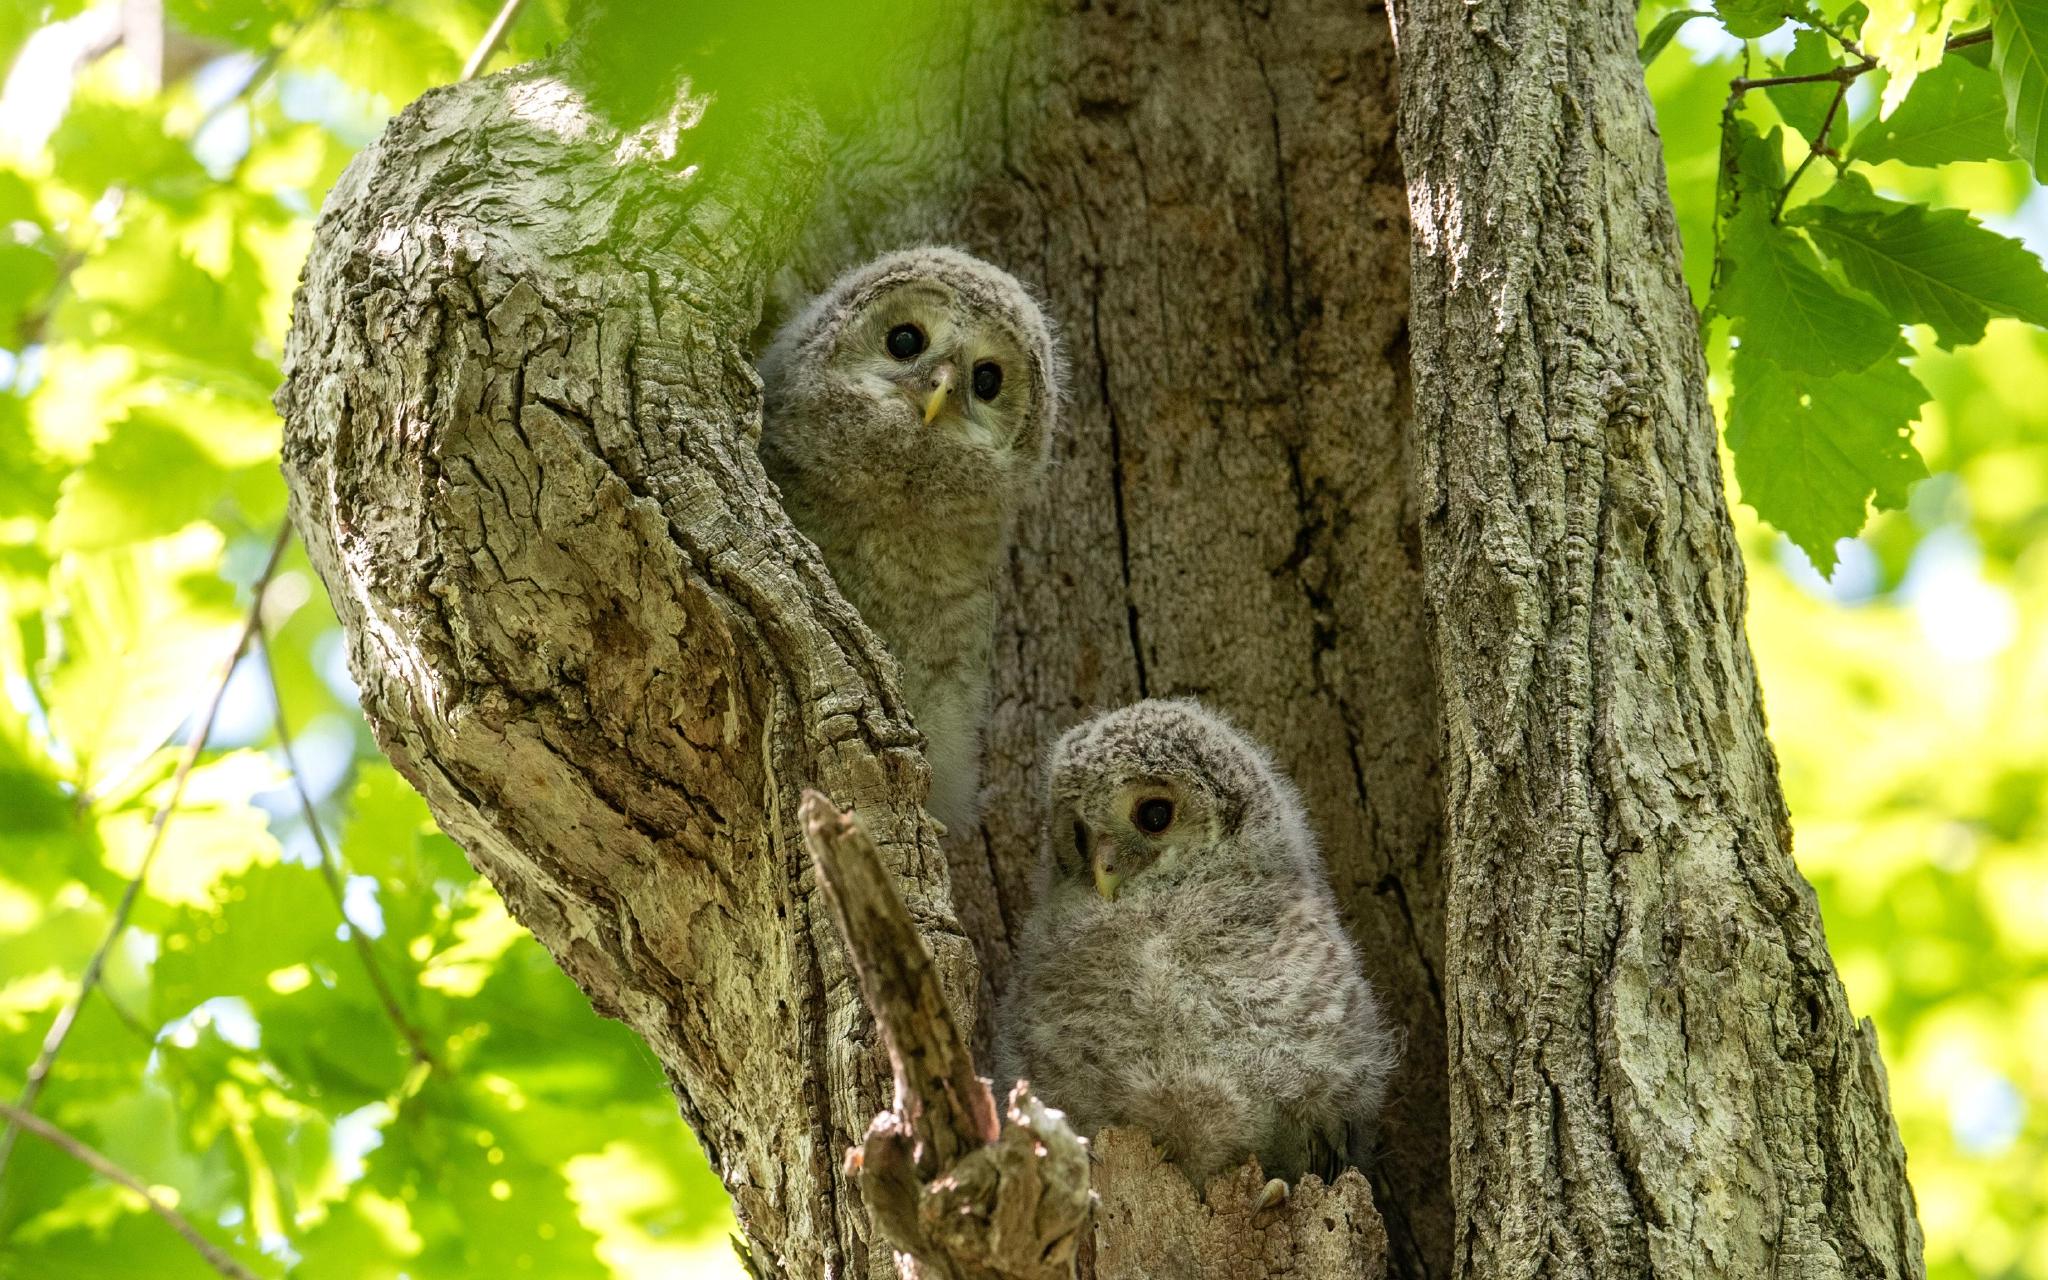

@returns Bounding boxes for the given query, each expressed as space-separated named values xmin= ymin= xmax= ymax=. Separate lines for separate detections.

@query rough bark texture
xmin=1390 ymin=1 xmax=1924 ymax=1277
xmin=800 ymin=791 xmax=1085 ymax=1280
xmin=276 ymin=77 xmax=957 ymax=1280
xmin=284 ymin=3 xmax=1446 ymax=1278
xmin=1091 ymin=1129 xmax=1388 ymax=1280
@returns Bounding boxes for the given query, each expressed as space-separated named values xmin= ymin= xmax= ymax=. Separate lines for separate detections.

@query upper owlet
xmin=996 ymin=698 xmax=1400 ymax=1189
xmin=757 ymin=247 xmax=1059 ymax=834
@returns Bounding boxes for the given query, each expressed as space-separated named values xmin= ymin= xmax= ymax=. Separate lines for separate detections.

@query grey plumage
xmin=996 ymin=698 xmax=1400 ymax=1189
xmin=758 ymin=247 xmax=1059 ymax=833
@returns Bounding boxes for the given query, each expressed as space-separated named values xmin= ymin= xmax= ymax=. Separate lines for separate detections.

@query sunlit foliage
xmin=0 ymin=1 xmax=2041 ymax=1277
xmin=1646 ymin=0 xmax=2048 ymax=571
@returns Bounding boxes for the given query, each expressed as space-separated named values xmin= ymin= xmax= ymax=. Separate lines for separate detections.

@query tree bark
xmin=1389 ymin=1 xmax=1924 ymax=1277
xmin=277 ymin=75 xmax=939 ymax=1280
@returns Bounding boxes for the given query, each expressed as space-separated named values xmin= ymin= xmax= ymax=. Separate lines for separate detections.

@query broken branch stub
xmin=800 ymin=791 xmax=1091 ymax=1280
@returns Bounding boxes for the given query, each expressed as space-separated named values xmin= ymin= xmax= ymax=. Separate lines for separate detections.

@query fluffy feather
xmin=758 ymin=247 xmax=1060 ymax=832
xmin=997 ymin=698 xmax=1400 ymax=1188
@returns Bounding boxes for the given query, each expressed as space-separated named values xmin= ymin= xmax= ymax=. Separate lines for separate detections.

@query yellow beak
xmin=1092 ymin=850 xmax=1123 ymax=902
xmin=921 ymin=366 xmax=954 ymax=425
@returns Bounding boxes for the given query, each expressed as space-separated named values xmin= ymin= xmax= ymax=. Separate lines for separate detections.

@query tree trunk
xmin=1389 ymin=0 xmax=1924 ymax=1277
xmin=276 ymin=0 xmax=1920 ymax=1277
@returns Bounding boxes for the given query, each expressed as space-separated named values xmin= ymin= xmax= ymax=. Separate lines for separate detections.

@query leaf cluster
xmin=1646 ymin=0 xmax=2048 ymax=572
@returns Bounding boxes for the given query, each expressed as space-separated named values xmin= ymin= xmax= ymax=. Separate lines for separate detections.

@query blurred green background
xmin=0 ymin=2 xmax=2041 ymax=1277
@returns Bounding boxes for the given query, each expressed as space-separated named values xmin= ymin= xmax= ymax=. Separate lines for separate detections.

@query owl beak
xmin=921 ymin=364 xmax=956 ymax=425
xmin=1091 ymin=846 xmax=1124 ymax=902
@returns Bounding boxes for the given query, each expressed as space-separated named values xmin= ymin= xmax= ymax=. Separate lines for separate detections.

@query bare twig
xmin=0 ymin=522 xmax=292 ymax=1181
xmin=0 ymin=1100 xmax=265 ymax=1279
xmin=1716 ymin=23 xmax=1991 ymax=230
xmin=800 ymin=792 xmax=996 ymax=1161
xmin=1729 ymin=25 xmax=1990 ymax=93
xmin=461 ymin=0 xmax=530 ymax=81
xmin=1774 ymin=80 xmax=1851 ymax=217
xmin=1808 ymin=13 xmax=1869 ymax=60
xmin=254 ymin=629 xmax=440 ymax=1069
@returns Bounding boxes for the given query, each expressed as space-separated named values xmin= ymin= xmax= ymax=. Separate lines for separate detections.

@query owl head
xmin=1043 ymin=699 xmax=1313 ymax=902
xmin=758 ymin=246 xmax=1060 ymax=512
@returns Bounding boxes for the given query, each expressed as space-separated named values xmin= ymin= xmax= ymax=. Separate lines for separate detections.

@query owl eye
xmin=1133 ymin=798 xmax=1175 ymax=835
xmin=971 ymin=361 xmax=1003 ymax=401
xmin=886 ymin=324 xmax=926 ymax=360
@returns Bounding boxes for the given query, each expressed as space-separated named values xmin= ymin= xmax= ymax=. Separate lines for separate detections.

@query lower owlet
xmin=996 ymin=698 xmax=1400 ymax=1189
xmin=757 ymin=247 xmax=1059 ymax=834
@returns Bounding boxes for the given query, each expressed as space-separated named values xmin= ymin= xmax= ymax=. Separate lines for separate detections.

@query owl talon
xmin=1255 ymin=1177 xmax=1288 ymax=1212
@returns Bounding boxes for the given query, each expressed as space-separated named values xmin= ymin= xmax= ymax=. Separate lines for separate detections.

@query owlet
xmin=996 ymin=699 xmax=1400 ymax=1189
xmin=758 ymin=247 xmax=1059 ymax=834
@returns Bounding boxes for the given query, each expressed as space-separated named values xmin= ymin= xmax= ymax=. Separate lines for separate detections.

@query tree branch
xmin=461 ymin=0 xmax=529 ymax=81
xmin=1729 ymin=25 xmax=1991 ymax=93
xmin=0 ymin=521 xmax=291 ymax=1181
xmin=273 ymin=70 xmax=942 ymax=1275
xmin=1774 ymin=79 xmax=1851 ymax=217
xmin=0 ymin=1101 xmax=265 ymax=1280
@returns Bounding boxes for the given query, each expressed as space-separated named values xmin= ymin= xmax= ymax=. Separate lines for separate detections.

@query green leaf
xmin=1768 ymin=29 xmax=1849 ymax=149
xmin=1716 ymin=0 xmax=1796 ymax=38
xmin=0 ymin=1202 xmax=259 ymax=1280
xmin=62 ymin=226 xmax=279 ymax=398
xmin=45 ymin=99 xmax=210 ymax=211
xmin=0 ymin=242 xmax=58 ymax=342
xmin=38 ymin=528 xmax=239 ymax=795
xmin=293 ymin=1192 xmax=421 ymax=1280
xmin=1715 ymin=210 xmax=1903 ymax=373
xmin=1792 ymin=198 xmax=2048 ymax=346
xmin=1724 ymin=343 xmax=1931 ymax=571
xmin=99 ymin=752 xmax=286 ymax=913
xmin=1864 ymin=0 xmax=1970 ymax=114
xmin=153 ymin=863 xmax=341 ymax=1022
xmin=1725 ymin=119 xmax=1790 ymax=220
xmin=48 ymin=414 xmax=234 ymax=552
xmin=340 ymin=764 xmax=458 ymax=887
xmin=1852 ymin=50 xmax=2016 ymax=165
xmin=367 ymin=1081 xmax=608 ymax=1280
xmin=1642 ymin=8 xmax=1713 ymax=64
xmin=1992 ymin=0 xmax=2048 ymax=176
